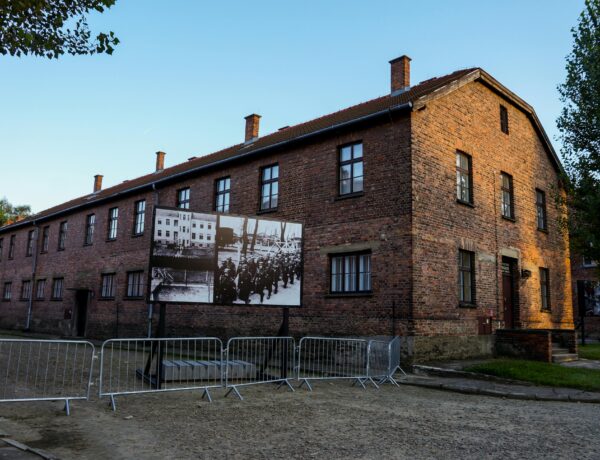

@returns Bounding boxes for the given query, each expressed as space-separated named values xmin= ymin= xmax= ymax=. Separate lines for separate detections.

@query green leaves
xmin=557 ymin=0 xmax=600 ymax=270
xmin=0 ymin=198 xmax=32 ymax=227
xmin=0 ymin=0 xmax=120 ymax=59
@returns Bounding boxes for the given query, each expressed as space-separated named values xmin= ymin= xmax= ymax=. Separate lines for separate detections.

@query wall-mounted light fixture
xmin=520 ymin=269 xmax=532 ymax=279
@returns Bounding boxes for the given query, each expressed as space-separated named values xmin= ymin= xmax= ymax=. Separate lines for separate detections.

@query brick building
xmin=0 ymin=56 xmax=574 ymax=360
xmin=571 ymin=251 xmax=600 ymax=339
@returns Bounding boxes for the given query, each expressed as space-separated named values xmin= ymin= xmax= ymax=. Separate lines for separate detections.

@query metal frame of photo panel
xmin=146 ymin=205 xmax=304 ymax=308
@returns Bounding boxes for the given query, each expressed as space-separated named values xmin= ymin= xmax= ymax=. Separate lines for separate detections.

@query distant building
xmin=154 ymin=209 xmax=216 ymax=248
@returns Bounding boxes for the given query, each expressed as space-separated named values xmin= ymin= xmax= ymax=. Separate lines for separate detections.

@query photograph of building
xmin=150 ymin=208 xmax=217 ymax=304
xmin=0 ymin=56 xmax=574 ymax=360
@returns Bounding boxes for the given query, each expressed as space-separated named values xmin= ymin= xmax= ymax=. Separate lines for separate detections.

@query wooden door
xmin=502 ymin=259 xmax=515 ymax=328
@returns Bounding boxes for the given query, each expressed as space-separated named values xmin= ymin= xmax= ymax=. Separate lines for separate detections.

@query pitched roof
xmin=0 ymin=66 xmax=561 ymax=232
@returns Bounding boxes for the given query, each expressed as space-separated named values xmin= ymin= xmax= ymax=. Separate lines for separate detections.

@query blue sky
xmin=0 ymin=0 xmax=585 ymax=213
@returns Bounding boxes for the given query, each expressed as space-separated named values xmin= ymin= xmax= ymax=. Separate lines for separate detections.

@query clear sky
xmin=0 ymin=0 xmax=585 ymax=213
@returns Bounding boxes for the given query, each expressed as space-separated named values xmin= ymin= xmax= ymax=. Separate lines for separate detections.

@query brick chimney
xmin=93 ymin=174 xmax=103 ymax=193
xmin=156 ymin=151 xmax=166 ymax=172
xmin=244 ymin=114 xmax=261 ymax=142
xmin=389 ymin=55 xmax=411 ymax=93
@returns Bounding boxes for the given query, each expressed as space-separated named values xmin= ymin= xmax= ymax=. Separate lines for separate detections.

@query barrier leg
xmin=353 ymin=378 xmax=367 ymax=389
xmin=201 ymin=388 xmax=212 ymax=403
xmin=110 ymin=395 xmax=117 ymax=412
xmin=367 ymin=377 xmax=380 ymax=389
xmin=298 ymin=379 xmax=312 ymax=391
xmin=277 ymin=379 xmax=295 ymax=392
xmin=388 ymin=376 xmax=400 ymax=387
xmin=224 ymin=386 xmax=243 ymax=401
xmin=64 ymin=400 xmax=71 ymax=416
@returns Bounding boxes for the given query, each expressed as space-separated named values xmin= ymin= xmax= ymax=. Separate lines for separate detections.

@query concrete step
xmin=552 ymin=347 xmax=569 ymax=354
xmin=552 ymin=353 xmax=579 ymax=363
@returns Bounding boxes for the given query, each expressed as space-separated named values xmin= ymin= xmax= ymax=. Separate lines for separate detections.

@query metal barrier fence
xmin=297 ymin=337 xmax=371 ymax=391
xmin=367 ymin=337 xmax=405 ymax=386
xmin=99 ymin=337 xmax=223 ymax=411
xmin=1 ymin=334 xmax=403 ymax=412
xmin=0 ymin=339 xmax=95 ymax=415
xmin=224 ymin=337 xmax=295 ymax=400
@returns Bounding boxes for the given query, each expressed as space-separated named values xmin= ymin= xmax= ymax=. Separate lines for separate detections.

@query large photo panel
xmin=149 ymin=207 xmax=303 ymax=307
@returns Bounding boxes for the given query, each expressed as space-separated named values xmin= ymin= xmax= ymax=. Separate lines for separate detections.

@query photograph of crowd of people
xmin=149 ymin=208 xmax=303 ymax=307
xmin=213 ymin=215 xmax=303 ymax=306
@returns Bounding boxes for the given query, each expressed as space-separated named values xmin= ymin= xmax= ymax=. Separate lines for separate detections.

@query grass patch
xmin=579 ymin=344 xmax=600 ymax=360
xmin=465 ymin=359 xmax=600 ymax=392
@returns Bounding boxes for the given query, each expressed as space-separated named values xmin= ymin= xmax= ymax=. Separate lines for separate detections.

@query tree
xmin=0 ymin=198 xmax=32 ymax=227
xmin=0 ymin=0 xmax=119 ymax=59
xmin=557 ymin=0 xmax=600 ymax=268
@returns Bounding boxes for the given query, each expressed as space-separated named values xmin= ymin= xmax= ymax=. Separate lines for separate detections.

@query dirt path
xmin=0 ymin=382 xmax=599 ymax=459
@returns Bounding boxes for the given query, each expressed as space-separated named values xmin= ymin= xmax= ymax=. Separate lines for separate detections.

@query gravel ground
xmin=0 ymin=382 xmax=599 ymax=459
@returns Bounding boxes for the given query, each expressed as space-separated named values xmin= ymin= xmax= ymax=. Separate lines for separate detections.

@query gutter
xmin=24 ymin=221 xmax=38 ymax=330
xmin=0 ymin=101 xmax=413 ymax=233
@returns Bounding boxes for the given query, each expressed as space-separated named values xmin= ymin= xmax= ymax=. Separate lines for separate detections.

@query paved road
xmin=0 ymin=382 xmax=599 ymax=459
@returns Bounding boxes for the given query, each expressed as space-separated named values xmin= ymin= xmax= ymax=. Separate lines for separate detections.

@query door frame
xmin=74 ymin=289 xmax=90 ymax=337
xmin=501 ymin=256 xmax=519 ymax=329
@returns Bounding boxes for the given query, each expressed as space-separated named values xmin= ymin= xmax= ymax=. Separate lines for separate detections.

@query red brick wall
xmin=0 ymin=116 xmax=414 ymax=340
xmin=411 ymin=80 xmax=573 ymax=337
xmin=495 ymin=329 xmax=552 ymax=362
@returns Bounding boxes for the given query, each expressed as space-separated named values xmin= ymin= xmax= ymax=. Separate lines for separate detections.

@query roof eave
xmin=0 ymin=101 xmax=412 ymax=234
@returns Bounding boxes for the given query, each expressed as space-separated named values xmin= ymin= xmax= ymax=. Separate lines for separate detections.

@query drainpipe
xmin=25 ymin=222 xmax=38 ymax=331
xmin=147 ymin=183 xmax=159 ymax=337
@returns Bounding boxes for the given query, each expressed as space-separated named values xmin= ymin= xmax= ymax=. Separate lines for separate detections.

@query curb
xmin=399 ymin=378 xmax=600 ymax=404
xmin=1 ymin=437 xmax=59 ymax=460
xmin=411 ymin=365 xmax=534 ymax=385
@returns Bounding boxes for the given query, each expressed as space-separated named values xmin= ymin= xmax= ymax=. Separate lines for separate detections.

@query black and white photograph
xmin=149 ymin=208 xmax=217 ymax=303
xmin=213 ymin=215 xmax=303 ymax=306
xmin=149 ymin=207 xmax=303 ymax=306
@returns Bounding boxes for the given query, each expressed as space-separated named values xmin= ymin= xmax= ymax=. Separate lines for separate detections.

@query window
xmin=0 ymin=238 xmax=3 ymax=261
xmin=456 ymin=151 xmax=473 ymax=204
xmin=85 ymin=214 xmax=96 ymax=245
xmin=339 ymin=143 xmax=364 ymax=196
xmin=540 ymin=268 xmax=550 ymax=311
xmin=215 ymin=177 xmax=231 ymax=213
xmin=501 ymin=173 xmax=515 ymax=219
xmin=26 ymin=230 xmax=35 ymax=257
xmin=133 ymin=200 xmax=146 ymax=235
xmin=177 ymin=188 xmax=190 ymax=209
xmin=107 ymin=208 xmax=118 ymax=240
xmin=330 ymin=252 xmax=372 ymax=293
xmin=126 ymin=271 xmax=144 ymax=298
xmin=35 ymin=279 xmax=46 ymax=300
xmin=2 ymin=282 xmax=11 ymax=301
xmin=500 ymin=104 xmax=509 ymax=134
xmin=583 ymin=255 xmax=597 ymax=267
xmin=260 ymin=164 xmax=279 ymax=211
xmin=101 ymin=273 xmax=116 ymax=299
xmin=535 ymin=189 xmax=547 ymax=231
xmin=58 ymin=221 xmax=67 ymax=250
xmin=51 ymin=278 xmax=64 ymax=300
xmin=20 ymin=280 xmax=32 ymax=300
xmin=41 ymin=226 xmax=49 ymax=253
xmin=8 ymin=235 xmax=15 ymax=259
xmin=458 ymin=250 xmax=476 ymax=305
